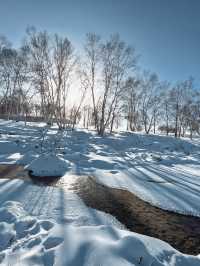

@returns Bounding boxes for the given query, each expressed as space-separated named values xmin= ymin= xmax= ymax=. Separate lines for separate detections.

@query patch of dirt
xmin=29 ymin=170 xmax=61 ymax=186
xmin=0 ymin=165 xmax=61 ymax=186
xmin=0 ymin=164 xmax=30 ymax=180
xmin=0 ymin=164 xmax=200 ymax=255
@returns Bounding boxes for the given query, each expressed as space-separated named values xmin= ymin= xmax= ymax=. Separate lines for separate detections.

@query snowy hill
xmin=0 ymin=120 xmax=200 ymax=265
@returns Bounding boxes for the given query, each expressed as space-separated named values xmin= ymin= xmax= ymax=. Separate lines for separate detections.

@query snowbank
xmin=0 ymin=201 xmax=199 ymax=266
xmin=26 ymin=153 xmax=70 ymax=177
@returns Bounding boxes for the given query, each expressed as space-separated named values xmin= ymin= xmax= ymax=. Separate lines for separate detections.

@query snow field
xmin=0 ymin=201 xmax=200 ymax=266
xmin=0 ymin=120 xmax=200 ymax=265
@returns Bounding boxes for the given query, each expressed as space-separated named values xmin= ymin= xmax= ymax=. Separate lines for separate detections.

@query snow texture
xmin=26 ymin=153 xmax=70 ymax=177
xmin=0 ymin=119 xmax=200 ymax=217
xmin=0 ymin=200 xmax=200 ymax=266
xmin=0 ymin=120 xmax=200 ymax=265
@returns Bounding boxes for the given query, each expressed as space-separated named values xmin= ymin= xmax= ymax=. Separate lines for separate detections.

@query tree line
xmin=0 ymin=28 xmax=200 ymax=138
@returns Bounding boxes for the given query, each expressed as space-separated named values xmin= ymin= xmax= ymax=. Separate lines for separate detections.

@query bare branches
xmin=83 ymin=33 xmax=137 ymax=135
xmin=0 ymin=28 xmax=199 ymax=139
xmin=26 ymin=29 xmax=76 ymax=128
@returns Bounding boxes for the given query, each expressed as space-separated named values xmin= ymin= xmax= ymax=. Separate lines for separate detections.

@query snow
xmin=0 ymin=120 xmax=200 ymax=217
xmin=0 ymin=178 xmax=124 ymax=228
xmin=0 ymin=200 xmax=200 ymax=266
xmin=0 ymin=222 xmax=16 ymax=251
xmin=26 ymin=153 xmax=70 ymax=177
xmin=0 ymin=201 xmax=27 ymax=223
xmin=0 ymin=119 xmax=200 ymax=264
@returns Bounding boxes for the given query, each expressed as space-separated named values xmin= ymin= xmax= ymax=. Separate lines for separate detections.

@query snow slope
xmin=1 ymin=119 xmax=200 ymax=217
xmin=0 ymin=120 xmax=200 ymax=264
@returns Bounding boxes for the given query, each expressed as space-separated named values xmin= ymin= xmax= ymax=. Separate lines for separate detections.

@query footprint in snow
xmin=110 ymin=170 xmax=118 ymax=174
xmin=0 ymin=252 xmax=5 ymax=264
xmin=43 ymin=236 xmax=64 ymax=250
xmin=28 ymin=222 xmax=41 ymax=235
xmin=15 ymin=217 xmax=36 ymax=230
xmin=40 ymin=220 xmax=54 ymax=231
xmin=27 ymin=236 xmax=42 ymax=248
xmin=43 ymin=249 xmax=55 ymax=266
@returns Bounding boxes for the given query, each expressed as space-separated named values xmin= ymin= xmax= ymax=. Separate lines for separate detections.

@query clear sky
xmin=0 ymin=0 xmax=200 ymax=84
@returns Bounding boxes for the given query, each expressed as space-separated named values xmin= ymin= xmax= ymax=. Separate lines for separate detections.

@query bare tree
xmin=0 ymin=40 xmax=30 ymax=122
xmin=159 ymin=83 xmax=171 ymax=135
xmin=52 ymin=34 xmax=76 ymax=128
xmin=84 ymin=33 xmax=101 ymax=131
xmin=139 ymin=72 xmax=160 ymax=134
xmin=26 ymin=28 xmax=76 ymax=128
xmin=169 ymin=79 xmax=193 ymax=137
xmin=97 ymin=35 xmax=137 ymax=135
xmin=123 ymin=77 xmax=141 ymax=131
xmin=26 ymin=28 xmax=52 ymax=123
xmin=71 ymin=69 xmax=88 ymax=129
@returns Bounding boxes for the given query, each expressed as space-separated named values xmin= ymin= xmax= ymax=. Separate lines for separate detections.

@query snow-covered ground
xmin=1 ymin=119 xmax=200 ymax=217
xmin=0 ymin=185 xmax=200 ymax=266
xmin=0 ymin=119 xmax=200 ymax=265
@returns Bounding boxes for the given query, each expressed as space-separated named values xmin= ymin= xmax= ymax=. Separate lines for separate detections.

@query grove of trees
xmin=0 ymin=28 xmax=200 ymax=138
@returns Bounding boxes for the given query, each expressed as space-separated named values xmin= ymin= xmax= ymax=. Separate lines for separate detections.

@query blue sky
xmin=0 ymin=0 xmax=200 ymax=84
